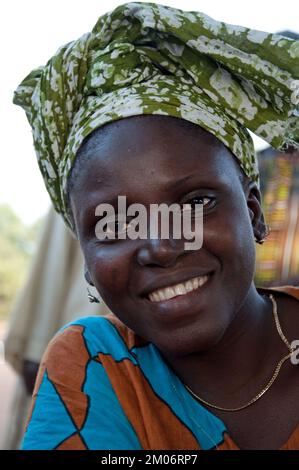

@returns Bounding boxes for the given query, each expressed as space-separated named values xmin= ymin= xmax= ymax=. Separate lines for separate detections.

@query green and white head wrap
xmin=13 ymin=1 xmax=299 ymax=230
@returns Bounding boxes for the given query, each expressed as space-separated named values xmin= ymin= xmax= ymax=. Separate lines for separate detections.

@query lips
xmin=140 ymin=271 xmax=214 ymax=325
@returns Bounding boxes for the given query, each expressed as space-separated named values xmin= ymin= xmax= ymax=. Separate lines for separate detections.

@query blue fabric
xmin=22 ymin=315 xmax=226 ymax=450
xmin=131 ymin=344 xmax=226 ymax=449
xmin=80 ymin=360 xmax=142 ymax=450
xmin=22 ymin=370 xmax=77 ymax=450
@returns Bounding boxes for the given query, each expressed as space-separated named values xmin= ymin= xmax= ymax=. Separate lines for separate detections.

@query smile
xmin=148 ymin=275 xmax=209 ymax=302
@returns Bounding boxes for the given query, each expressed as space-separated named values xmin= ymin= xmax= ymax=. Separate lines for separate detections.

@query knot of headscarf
xmin=13 ymin=1 xmax=299 ymax=230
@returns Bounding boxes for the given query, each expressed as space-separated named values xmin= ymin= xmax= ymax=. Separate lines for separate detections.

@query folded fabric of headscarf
xmin=13 ymin=1 xmax=299 ymax=229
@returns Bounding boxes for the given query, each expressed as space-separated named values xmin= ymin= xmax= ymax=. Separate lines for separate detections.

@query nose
xmin=136 ymin=237 xmax=185 ymax=267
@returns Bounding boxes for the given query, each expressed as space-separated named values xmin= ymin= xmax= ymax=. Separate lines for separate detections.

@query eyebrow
xmin=94 ymin=175 xmax=195 ymax=191
xmin=164 ymin=171 xmax=233 ymax=194
xmin=164 ymin=174 xmax=195 ymax=191
xmin=94 ymin=171 xmax=222 ymax=199
xmin=93 ymin=174 xmax=199 ymax=205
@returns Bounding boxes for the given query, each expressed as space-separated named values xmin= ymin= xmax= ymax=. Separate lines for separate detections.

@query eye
xmin=182 ymin=196 xmax=215 ymax=212
xmin=103 ymin=217 xmax=130 ymax=238
xmin=188 ymin=196 xmax=212 ymax=208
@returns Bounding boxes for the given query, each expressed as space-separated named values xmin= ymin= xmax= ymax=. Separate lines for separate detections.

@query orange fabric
xmin=56 ymin=433 xmax=87 ymax=450
xmin=259 ymin=285 xmax=299 ymax=299
xmin=217 ymin=433 xmax=240 ymax=450
xmin=24 ymin=285 xmax=299 ymax=450
xmin=27 ymin=325 xmax=90 ymax=433
xmin=97 ymin=353 xmax=200 ymax=450
xmin=45 ymin=325 xmax=90 ymax=430
xmin=280 ymin=425 xmax=299 ymax=450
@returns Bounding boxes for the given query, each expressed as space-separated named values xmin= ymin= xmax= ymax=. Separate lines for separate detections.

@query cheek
xmin=229 ymin=201 xmax=256 ymax=271
xmin=205 ymin=200 xmax=256 ymax=282
xmin=83 ymin=243 xmax=133 ymax=308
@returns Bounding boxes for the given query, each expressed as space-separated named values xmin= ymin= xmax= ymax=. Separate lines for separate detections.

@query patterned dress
xmin=22 ymin=286 xmax=299 ymax=450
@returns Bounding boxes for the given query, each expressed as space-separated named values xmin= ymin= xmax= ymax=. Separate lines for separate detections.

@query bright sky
xmin=1 ymin=0 xmax=298 ymax=225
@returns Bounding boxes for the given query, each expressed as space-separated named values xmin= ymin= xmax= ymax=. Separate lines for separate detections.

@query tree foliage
xmin=0 ymin=205 xmax=43 ymax=318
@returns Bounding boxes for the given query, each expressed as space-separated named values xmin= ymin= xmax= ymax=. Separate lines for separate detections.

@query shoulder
xmin=31 ymin=313 xmax=150 ymax=401
xmin=257 ymin=285 xmax=299 ymax=306
xmin=257 ymin=281 xmax=299 ymax=315
xmin=258 ymin=285 xmax=299 ymax=351
xmin=29 ymin=314 xmax=149 ymax=414
xmin=267 ymin=285 xmax=299 ymax=299
xmin=48 ymin=313 xmax=148 ymax=361
xmin=23 ymin=314 xmax=147 ymax=449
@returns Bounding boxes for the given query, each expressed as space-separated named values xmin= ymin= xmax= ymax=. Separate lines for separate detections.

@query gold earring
xmin=87 ymin=287 xmax=100 ymax=303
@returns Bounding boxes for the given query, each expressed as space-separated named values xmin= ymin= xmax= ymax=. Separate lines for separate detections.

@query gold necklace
xmin=185 ymin=294 xmax=295 ymax=412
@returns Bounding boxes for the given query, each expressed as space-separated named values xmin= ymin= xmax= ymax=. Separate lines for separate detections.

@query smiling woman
xmin=13 ymin=1 xmax=299 ymax=451
xmin=68 ymin=116 xmax=260 ymax=357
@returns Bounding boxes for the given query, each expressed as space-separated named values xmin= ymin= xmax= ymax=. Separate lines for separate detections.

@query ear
xmin=84 ymin=265 xmax=94 ymax=286
xmin=245 ymin=182 xmax=267 ymax=243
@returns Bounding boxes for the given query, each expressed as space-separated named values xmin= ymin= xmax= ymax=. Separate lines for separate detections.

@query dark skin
xmin=65 ymin=115 xmax=299 ymax=450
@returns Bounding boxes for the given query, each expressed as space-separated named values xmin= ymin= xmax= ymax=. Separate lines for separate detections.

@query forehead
xmin=74 ymin=115 xmax=241 ymax=196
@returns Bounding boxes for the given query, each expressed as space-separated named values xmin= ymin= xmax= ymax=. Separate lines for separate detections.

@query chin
xmin=152 ymin=320 xmax=227 ymax=358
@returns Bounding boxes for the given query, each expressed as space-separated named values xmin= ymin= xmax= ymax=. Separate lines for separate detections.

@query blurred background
xmin=0 ymin=0 xmax=298 ymax=449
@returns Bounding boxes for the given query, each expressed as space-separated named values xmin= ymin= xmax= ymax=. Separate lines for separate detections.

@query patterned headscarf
xmin=13 ymin=1 xmax=299 ymax=230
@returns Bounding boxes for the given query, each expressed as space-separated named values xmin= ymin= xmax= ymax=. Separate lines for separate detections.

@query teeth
xmin=148 ymin=275 xmax=209 ymax=302
xmin=164 ymin=287 xmax=176 ymax=300
xmin=174 ymin=284 xmax=187 ymax=296
xmin=198 ymin=276 xmax=206 ymax=287
xmin=185 ymin=280 xmax=193 ymax=292
xmin=157 ymin=290 xmax=166 ymax=301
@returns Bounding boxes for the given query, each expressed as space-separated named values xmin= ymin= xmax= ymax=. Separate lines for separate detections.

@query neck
xmin=162 ymin=284 xmax=278 ymax=404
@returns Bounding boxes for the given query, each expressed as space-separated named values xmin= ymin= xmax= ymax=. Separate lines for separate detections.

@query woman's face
xmin=70 ymin=115 xmax=261 ymax=357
